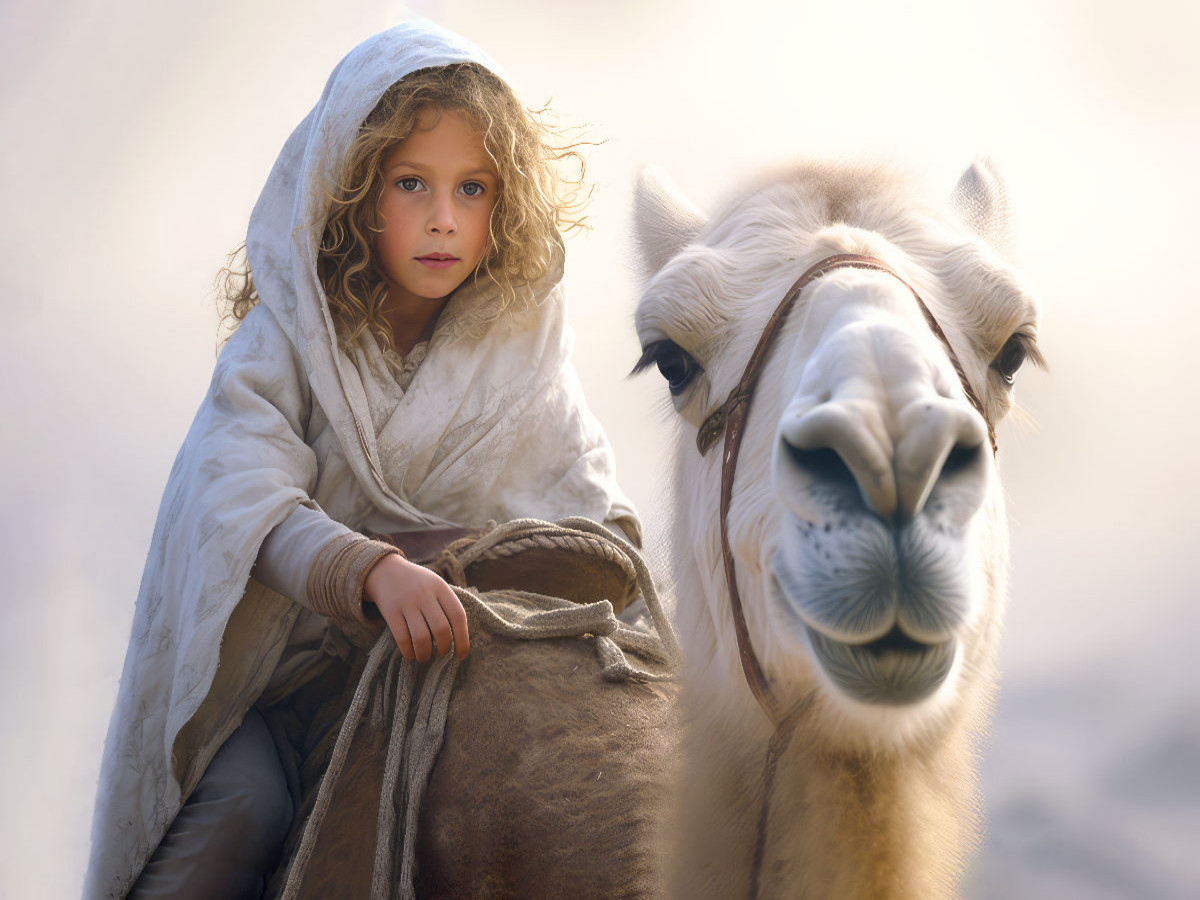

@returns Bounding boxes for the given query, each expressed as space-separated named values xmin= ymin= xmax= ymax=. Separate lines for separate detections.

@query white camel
xmin=633 ymin=157 xmax=1042 ymax=899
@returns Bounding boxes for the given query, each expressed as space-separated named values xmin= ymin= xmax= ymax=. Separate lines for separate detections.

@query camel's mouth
xmin=805 ymin=625 xmax=956 ymax=706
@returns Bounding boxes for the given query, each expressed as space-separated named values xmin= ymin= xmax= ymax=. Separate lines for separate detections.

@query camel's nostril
xmin=941 ymin=444 xmax=981 ymax=478
xmin=785 ymin=444 xmax=857 ymax=490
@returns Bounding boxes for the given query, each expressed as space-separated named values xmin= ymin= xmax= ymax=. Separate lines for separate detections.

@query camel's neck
xmin=671 ymin=692 xmax=979 ymax=900
xmin=760 ymin=718 xmax=978 ymax=899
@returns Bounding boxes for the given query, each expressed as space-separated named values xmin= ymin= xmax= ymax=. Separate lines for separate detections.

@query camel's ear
xmin=634 ymin=166 xmax=707 ymax=280
xmin=951 ymin=157 xmax=1012 ymax=256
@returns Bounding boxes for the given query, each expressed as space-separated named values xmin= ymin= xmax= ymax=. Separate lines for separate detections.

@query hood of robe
xmin=245 ymin=19 xmax=619 ymax=528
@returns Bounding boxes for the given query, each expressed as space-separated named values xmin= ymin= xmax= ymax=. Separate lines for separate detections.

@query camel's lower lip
xmin=806 ymin=626 xmax=955 ymax=706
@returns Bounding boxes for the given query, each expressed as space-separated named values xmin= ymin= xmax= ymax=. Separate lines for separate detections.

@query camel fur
xmin=636 ymin=158 xmax=1041 ymax=899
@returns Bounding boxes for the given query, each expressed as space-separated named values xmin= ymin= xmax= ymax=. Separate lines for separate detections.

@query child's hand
xmin=363 ymin=554 xmax=470 ymax=661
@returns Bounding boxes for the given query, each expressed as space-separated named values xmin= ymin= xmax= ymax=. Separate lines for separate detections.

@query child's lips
xmin=417 ymin=253 xmax=459 ymax=270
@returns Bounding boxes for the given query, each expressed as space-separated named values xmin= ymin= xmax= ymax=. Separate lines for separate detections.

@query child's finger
xmin=405 ymin=610 xmax=435 ymax=662
xmin=437 ymin=588 xmax=470 ymax=658
xmin=387 ymin=612 xmax=416 ymax=662
xmin=419 ymin=599 xmax=455 ymax=657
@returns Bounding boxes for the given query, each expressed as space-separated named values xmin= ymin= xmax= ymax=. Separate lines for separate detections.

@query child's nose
xmin=426 ymin=195 xmax=457 ymax=235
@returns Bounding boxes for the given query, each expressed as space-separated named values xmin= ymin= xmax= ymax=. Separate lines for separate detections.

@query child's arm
xmin=253 ymin=505 xmax=352 ymax=606
xmin=255 ymin=507 xmax=469 ymax=660
xmin=364 ymin=554 xmax=470 ymax=661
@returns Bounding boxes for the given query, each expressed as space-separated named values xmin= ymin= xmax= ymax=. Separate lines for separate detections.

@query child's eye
xmin=460 ymin=181 xmax=486 ymax=197
xmin=396 ymin=177 xmax=423 ymax=192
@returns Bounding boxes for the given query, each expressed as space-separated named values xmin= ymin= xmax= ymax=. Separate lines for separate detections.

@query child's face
xmin=375 ymin=109 xmax=498 ymax=316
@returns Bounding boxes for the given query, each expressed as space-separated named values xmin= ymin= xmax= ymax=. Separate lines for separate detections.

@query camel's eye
xmin=990 ymin=334 xmax=1029 ymax=386
xmin=633 ymin=340 xmax=703 ymax=396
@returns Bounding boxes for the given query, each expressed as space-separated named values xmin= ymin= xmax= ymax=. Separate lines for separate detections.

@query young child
xmin=85 ymin=21 xmax=637 ymax=900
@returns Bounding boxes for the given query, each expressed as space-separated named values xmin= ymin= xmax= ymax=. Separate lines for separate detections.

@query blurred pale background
xmin=1 ymin=1 xmax=1196 ymax=897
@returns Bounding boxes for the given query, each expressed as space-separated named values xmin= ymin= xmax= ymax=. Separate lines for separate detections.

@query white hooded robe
xmin=85 ymin=21 xmax=636 ymax=899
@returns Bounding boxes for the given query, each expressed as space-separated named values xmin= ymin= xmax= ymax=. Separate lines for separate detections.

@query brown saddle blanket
xmin=262 ymin=521 xmax=669 ymax=899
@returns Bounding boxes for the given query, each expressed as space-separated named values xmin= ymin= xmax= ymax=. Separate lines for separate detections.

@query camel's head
xmin=634 ymin=161 xmax=1042 ymax=746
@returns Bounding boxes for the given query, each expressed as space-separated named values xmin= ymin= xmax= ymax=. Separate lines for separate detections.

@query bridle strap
xmin=701 ymin=253 xmax=995 ymax=730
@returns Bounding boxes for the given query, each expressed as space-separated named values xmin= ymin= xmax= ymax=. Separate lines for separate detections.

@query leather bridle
xmin=699 ymin=253 xmax=995 ymax=732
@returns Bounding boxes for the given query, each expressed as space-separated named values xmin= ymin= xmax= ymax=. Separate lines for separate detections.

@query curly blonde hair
xmin=221 ymin=62 xmax=588 ymax=347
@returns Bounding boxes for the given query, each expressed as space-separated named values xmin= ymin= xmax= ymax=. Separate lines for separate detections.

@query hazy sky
xmin=1 ymin=1 xmax=1197 ymax=895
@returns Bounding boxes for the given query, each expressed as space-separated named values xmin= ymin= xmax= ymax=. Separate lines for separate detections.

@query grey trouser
xmin=127 ymin=708 xmax=295 ymax=900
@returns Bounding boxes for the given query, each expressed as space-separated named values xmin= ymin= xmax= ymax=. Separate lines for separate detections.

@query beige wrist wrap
xmin=306 ymin=532 xmax=402 ymax=628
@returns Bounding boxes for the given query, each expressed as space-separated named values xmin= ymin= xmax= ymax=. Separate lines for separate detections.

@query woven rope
xmin=278 ymin=518 xmax=679 ymax=900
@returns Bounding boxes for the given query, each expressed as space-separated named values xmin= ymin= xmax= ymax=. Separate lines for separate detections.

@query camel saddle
xmin=374 ymin=522 xmax=641 ymax=616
